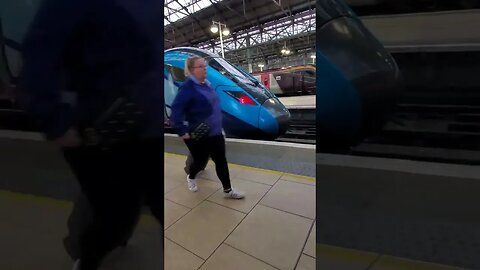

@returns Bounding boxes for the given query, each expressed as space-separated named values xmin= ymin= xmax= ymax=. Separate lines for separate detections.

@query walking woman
xmin=170 ymin=56 xmax=244 ymax=199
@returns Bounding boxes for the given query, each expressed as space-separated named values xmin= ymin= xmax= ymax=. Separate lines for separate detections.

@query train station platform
xmin=165 ymin=152 xmax=469 ymax=270
xmin=0 ymin=131 xmax=317 ymax=270
xmin=164 ymin=152 xmax=316 ymax=270
xmin=0 ymin=190 xmax=162 ymax=270
xmin=0 ymin=131 xmax=163 ymax=269
xmin=0 ymin=153 xmax=471 ymax=270
xmin=317 ymin=153 xmax=480 ymax=270
xmin=0 ymin=131 xmax=476 ymax=269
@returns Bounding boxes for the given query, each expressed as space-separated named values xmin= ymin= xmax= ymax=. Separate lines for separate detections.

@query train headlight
xmin=224 ymin=91 xmax=257 ymax=106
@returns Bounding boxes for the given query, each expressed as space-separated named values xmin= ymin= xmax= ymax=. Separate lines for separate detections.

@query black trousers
xmin=62 ymin=139 xmax=163 ymax=270
xmin=184 ymin=152 xmax=208 ymax=174
xmin=63 ymin=193 xmax=138 ymax=261
xmin=184 ymin=135 xmax=232 ymax=191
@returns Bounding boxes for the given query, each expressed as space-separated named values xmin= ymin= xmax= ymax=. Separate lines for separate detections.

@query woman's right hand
xmin=181 ymin=133 xmax=191 ymax=140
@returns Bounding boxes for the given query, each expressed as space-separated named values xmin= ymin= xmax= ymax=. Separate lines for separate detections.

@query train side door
xmin=164 ymin=64 xmax=187 ymax=119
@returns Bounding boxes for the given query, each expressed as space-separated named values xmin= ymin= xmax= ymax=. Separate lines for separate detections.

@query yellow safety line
xmin=165 ymin=151 xmax=315 ymax=182
xmin=317 ymin=244 xmax=378 ymax=263
xmin=375 ymin=256 xmax=467 ymax=270
xmin=282 ymin=173 xmax=316 ymax=182
xmin=0 ymin=190 xmax=72 ymax=209
xmin=317 ymin=244 xmax=466 ymax=270
xmin=0 ymin=190 xmax=157 ymax=226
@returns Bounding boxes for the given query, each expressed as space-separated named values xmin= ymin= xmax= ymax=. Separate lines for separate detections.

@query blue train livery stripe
xmin=316 ymin=49 xmax=362 ymax=133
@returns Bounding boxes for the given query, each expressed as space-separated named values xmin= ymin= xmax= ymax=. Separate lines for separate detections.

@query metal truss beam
xmin=196 ymin=9 xmax=315 ymax=55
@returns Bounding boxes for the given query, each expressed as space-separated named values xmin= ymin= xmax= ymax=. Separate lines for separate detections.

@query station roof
xmin=164 ymin=0 xmax=315 ymax=48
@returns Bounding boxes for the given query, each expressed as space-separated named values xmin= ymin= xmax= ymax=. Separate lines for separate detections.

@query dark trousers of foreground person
xmin=63 ymin=193 xmax=140 ymax=261
xmin=184 ymin=135 xmax=231 ymax=190
xmin=62 ymin=139 xmax=163 ymax=270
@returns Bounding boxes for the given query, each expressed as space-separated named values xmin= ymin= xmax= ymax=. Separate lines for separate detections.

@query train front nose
xmin=258 ymin=98 xmax=290 ymax=138
xmin=316 ymin=9 xmax=402 ymax=147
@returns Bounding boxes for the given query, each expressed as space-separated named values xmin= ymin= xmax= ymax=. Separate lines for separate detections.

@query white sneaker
xmin=186 ymin=175 xmax=198 ymax=192
xmin=224 ymin=188 xmax=245 ymax=199
xmin=72 ymin=259 xmax=81 ymax=270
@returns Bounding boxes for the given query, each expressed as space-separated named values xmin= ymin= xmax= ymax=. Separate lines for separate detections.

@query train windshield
xmin=208 ymin=57 xmax=274 ymax=103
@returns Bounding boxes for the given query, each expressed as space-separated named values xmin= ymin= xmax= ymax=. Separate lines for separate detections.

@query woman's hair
xmin=184 ymin=56 xmax=204 ymax=76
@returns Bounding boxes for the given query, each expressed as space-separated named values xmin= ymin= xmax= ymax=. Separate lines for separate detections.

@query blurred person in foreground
xmin=19 ymin=0 xmax=164 ymax=269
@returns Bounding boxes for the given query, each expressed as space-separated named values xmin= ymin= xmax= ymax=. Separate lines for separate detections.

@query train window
xmin=270 ymin=69 xmax=316 ymax=97
xmin=305 ymin=70 xmax=315 ymax=76
xmin=208 ymin=57 xmax=274 ymax=103
xmin=168 ymin=65 xmax=186 ymax=82
xmin=209 ymin=58 xmax=251 ymax=83
xmin=208 ymin=59 xmax=227 ymax=76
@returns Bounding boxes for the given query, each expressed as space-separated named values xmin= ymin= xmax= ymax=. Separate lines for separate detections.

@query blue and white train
xmin=164 ymin=47 xmax=291 ymax=140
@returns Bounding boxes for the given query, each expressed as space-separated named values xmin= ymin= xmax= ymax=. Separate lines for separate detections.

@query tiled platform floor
xmin=0 ymin=151 xmax=470 ymax=270
xmin=165 ymin=152 xmax=470 ymax=270
xmin=164 ymin=152 xmax=316 ymax=270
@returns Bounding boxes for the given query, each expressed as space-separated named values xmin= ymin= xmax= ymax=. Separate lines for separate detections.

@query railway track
xmin=351 ymin=103 xmax=480 ymax=164
xmin=165 ymin=122 xmax=317 ymax=145
xmin=349 ymin=50 xmax=480 ymax=164
xmin=276 ymin=119 xmax=316 ymax=144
